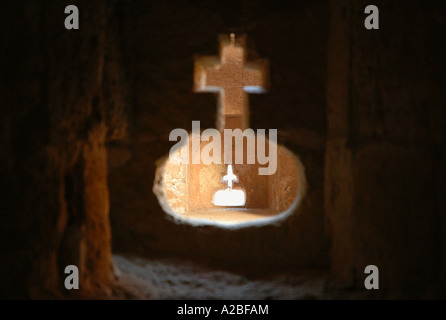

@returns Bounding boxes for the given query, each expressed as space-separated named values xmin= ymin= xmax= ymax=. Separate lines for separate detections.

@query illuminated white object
xmin=222 ymin=164 xmax=238 ymax=189
xmin=213 ymin=165 xmax=246 ymax=206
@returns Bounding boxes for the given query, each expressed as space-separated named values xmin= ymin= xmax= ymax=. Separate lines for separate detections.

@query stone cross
xmin=194 ymin=34 xmax=269 ymax=130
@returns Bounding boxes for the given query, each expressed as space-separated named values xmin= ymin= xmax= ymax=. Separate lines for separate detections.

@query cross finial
xmin=230 ymin=33 xmax=235 ymax=45
xmin=194 ymin=34 xmax=269 ymax=131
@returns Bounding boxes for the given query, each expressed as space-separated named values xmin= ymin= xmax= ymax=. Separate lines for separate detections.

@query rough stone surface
xmin=325 ymin=0 xmax=446 ymax=297
xmin=112 ymin=254 xmax=362 ymax=300
xmin=0 ymin=1 xmax=125 ymax=298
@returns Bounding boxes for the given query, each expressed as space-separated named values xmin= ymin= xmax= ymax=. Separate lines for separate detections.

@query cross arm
xmin=193 ymin=56 xmax=221 ymax=92
xmin=243 ymin=59 xmax=269 ymax=93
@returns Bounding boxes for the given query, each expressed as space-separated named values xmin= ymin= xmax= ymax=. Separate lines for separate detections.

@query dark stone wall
xmin=326 ymin=0 xmax=446 ymax=298
xmin=0 ymin=1 xmax=125 ymax=298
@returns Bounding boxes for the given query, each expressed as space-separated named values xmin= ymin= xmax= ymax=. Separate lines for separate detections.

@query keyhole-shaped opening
xmin=153 ymin=133 xmax=306 ymax=229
